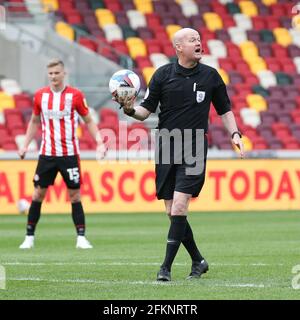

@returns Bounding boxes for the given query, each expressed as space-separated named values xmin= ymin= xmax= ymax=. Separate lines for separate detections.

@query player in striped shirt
xmin=18 ymin=59 xmax=106 ymax=249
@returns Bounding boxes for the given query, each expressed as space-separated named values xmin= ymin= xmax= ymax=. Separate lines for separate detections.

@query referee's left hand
xmin=232 ymin=136 xmax=245 ymax=158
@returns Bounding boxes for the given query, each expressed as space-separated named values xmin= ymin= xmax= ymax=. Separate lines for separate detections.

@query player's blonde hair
xmin=47 ymin=59 xmax=64 ymax=68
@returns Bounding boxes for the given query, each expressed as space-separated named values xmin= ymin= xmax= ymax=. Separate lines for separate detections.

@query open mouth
xmin=195 ymin=48 xmax=202 ymax=53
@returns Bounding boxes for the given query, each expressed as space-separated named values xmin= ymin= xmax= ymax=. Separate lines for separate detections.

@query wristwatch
xmin=231 ymin=131 xmax=242 ymax=139
xmin=124 ymin=108 xmax=136 ymax=116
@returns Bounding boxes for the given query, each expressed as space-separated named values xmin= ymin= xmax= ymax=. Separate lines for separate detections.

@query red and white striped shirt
xmin=33 ymin=86 xmax=89 ymax=156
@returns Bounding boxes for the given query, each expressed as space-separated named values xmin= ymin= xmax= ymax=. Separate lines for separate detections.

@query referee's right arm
xmin=120 ymin=68 xmax=162 ymax=121
xmin=121 ymin=98 xmax=151 ymax=121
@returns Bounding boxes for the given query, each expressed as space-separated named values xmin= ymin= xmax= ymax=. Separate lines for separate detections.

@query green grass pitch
xmin=0 ymin=211 xmax=299 ymax=300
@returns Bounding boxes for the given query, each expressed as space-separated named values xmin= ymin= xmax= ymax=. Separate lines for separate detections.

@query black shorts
xmin=155 ymin=136 xmax=208 ymax=200
xmin=33 ymin=155 xmax=81 ymax=189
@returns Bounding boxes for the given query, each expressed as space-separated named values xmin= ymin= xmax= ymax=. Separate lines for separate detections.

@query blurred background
xmin=0 ymin=0 xmax=300 ymax=213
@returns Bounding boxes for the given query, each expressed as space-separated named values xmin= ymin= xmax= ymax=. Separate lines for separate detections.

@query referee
xmin=119 ymin=28 xmax=244 ymax=281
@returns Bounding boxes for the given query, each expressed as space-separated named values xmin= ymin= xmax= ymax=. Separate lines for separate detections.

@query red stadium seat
xmin=252 ymin=17 xmax=266 ymax=30
xmin=104 ymin=0 xmax=122 ymax=13
xmin=65 ymin=12 xmax=83 ymax=25
xmin=283 ymin=141 xmax=300 ymax=149
xmin=225 ymin=42 xmax=241 ymax=59
xmin=270 ymin=4 xmax=286 ymax=17
xmin=244 ymin=74 xmax=259 ymax=86
xmin=0 ymin=134 xmax=17 ymax=149
xmin=291 ymin=110 xmax=300 ymax=122
xmin=222 ymin=16 xmax=236 ymax=28
xmin=14 ymin=94 xmax=32 ymax=109
xmin=135 ymin=56 xmax=152 ymax=69
xmin=111 ymin=40 xmax=129 ymax=55
xmin=235 ymin=60 xmax=251 ymax=75
xmin=211 ymin=2 xmax=227 ymax=16
xmin=272 ymin=43 xmax=288 ymax=59
xmin=219 ymin=58 xmax=234 ymax=72
xmin=154 ymin=30 xmax=169 ymax=43
xmin=266 ymin=16 xmax=281 ymax=29
xmin=265 ymin=57 xmax=281 ymax=72
xmin=1 ymin=142 xmax=18 ymax=150
xmin=253 ymin=141 xmax=268 ymax=150
xmin=162 ymin=44 xmax=176 ymax=57
xmin=58 ymin=0 xmax=74 ymax=11
xmin=79 ymin=37 xmax=97 ymax=52
xmin=79 ymin=139 xmax=93 ymax=150
xmin=293 ymin=114 xmax=300 ymax=124
xmin=99 ymin=108 xmax=118 ymax=122
xmin=281 ymin=59 xmax=297 ymax=74
xmin=199 ymin=28 xmax=216 ymax=42
xmin=145 ymin=39 xmax=162 ymax=54
xmin=0 ymin=127 xmax=10 ymax=144
xmin=129 ymin=122 xmax=149 ymax=132
xmin=10 ymin=126 xmax=26 ymax=136
xmin=243 ymin=125 xmax=259 ymax=136
xmin=233 ymin=84 xmax=252 ymax=98
xmin=145 ymin=13 xmax=161 ymax=29
xmin=7 ymin=0 xmax=29 ymax=14
xmin=275 ymin=128 xmax=291 ymax=140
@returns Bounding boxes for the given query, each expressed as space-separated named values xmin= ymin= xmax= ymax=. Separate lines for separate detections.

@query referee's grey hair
xmin=172 ymin=39 xmax=179 ymax=49
xmin=47 ymin=59 xmax=64 ymax=68
xmin=172 ymin=33 xmax=182 ymax=49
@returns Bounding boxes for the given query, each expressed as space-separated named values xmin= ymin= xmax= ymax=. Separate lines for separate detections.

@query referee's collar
xmin=174 ymin=60 xmax=201 ymax=76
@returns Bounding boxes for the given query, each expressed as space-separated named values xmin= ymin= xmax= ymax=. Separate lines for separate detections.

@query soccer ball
xmin=109 ymin=69 xmax=141 ymax=99
xmin=17 ymin=199 xmax=30 ymax=214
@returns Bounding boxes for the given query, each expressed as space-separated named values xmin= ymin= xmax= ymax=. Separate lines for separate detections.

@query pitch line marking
xmin=7 ymin=277 xmax=266 ymax=288
xmin=1 ymin=262 xmax=285 ymax=266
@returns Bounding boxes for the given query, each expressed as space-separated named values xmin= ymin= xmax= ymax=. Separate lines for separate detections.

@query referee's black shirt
xmin=140 ymin=60 xmax=231 ymax=133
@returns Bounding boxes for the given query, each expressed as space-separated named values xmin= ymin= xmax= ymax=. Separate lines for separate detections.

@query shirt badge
xmin=196 ymin=91 xmax=205 ymax=103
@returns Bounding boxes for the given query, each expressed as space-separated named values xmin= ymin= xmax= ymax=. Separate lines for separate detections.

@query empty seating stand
xmin=0 ymin=78 xmax=150 ymax=152
xmin=2 ymin=0 xmax=300 ymax=151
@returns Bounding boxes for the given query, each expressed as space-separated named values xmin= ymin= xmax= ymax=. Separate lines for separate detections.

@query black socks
xmin=161 ymin=216 xmax=187 ymax=271
xmin=182 ymin=221 xmax=204 ymax=262
xmin=26 ymin=201 xmax=42 ymax=236
xmin=25 ymin=201 xmax=86 ymax=237
xmin=71 ymin=202 xmax=85 ymax=236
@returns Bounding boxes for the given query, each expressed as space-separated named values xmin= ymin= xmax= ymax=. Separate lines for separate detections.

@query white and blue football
xmin=109 ymin=69 xmax=141 ymax=99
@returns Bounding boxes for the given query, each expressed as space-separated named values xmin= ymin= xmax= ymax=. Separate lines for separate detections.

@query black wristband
xmin=231 ymin=131 xmax=242 ymax=139
xmin=124 ymin=108 xmax=136 ymax=116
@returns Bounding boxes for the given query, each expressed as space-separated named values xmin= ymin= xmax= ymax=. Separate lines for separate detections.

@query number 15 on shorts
xmin=67 ymin=168 xmax=80 ymax=184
